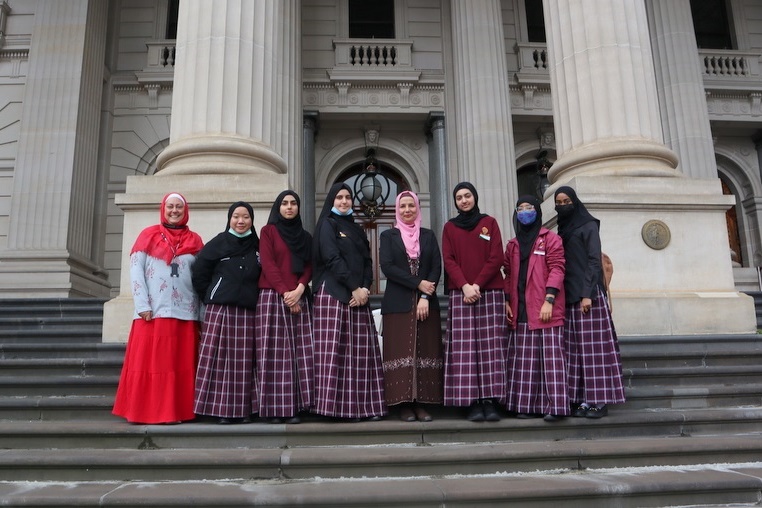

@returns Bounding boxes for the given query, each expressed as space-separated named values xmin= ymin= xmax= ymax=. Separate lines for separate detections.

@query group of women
xmin=112 ymin=181 xmax=624 ymax=425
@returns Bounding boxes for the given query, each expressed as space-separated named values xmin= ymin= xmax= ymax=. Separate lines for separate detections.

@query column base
xmin=611 ymin=292 xmax=756 ymax=335
xmin=0 ymin=250 xmax=111 ymax=298
xmin=102 ymin=295 xmax=134 ymax=343
xmin=156 ymin=134 xmax=287 ymax=176
xmin=544 ymin=175 xmax=757 ymax=335
xmin=104 ymin=172 xmax=289 ymax=342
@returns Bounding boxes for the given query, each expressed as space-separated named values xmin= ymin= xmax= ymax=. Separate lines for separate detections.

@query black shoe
xmin=543 ymin=414 xmax=564 ymax=422
xmin=516 ymin=413 xmax=542 ymax=419
xmin=572 ymin=404 xmax=588 ymax=417
xmin=467 ymin=402 xmax=485 ymax=422
xmin=482 ymin=400 xmax=501 ymax=422
xmin=586 ymin=405 xmax=608 ymax=418
xmin=285 ymin=416 xmax=301 ymax=424
xmin=268 ymin=417 xmax=283 ymax=424
xmin=365 ymin=415 xmax=383 ymax=422
xmin=399 ymin=405 xmax=416 ymax=422
xmin=217 ymin=417 xmax=233 ymax=425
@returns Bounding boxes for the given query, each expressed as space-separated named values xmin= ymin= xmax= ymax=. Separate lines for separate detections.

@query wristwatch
xmin=544 ymin=296 xmax=555 ymax=304
xmin=420 ymin=294 xmax=429 ymax=300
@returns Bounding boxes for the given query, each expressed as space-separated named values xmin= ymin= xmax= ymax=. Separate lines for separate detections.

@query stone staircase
xmin=0 ymin=298 xmax=761 ymax=506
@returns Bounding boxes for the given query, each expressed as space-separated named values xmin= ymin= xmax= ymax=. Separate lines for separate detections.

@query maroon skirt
xmin=382 ymin=294 xmax=443 ymax=405
xmin=312 ymin=285 xmax=386 ymax=418
xmin=564 ymin=285 xmax=625 ymax=405
xmin=194 ymin=304 xmax=258 ymax=418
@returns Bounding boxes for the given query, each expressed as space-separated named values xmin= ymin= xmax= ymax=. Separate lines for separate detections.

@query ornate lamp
xmin=354 ymin=148 xmax=391 ymax=219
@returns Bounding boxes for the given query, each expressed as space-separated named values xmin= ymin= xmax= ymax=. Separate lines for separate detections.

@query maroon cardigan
xmin=442 ymin=215 xmax=504 ymax=291
xmin=258 ymin=224 xmax=312 ymax=294
xmin=503 ymin=228 xmax=566 ymax=330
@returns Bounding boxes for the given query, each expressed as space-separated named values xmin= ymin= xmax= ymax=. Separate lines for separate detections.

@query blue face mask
xmin=517 ymin=209 xmax=537 ymax=225
xmin=331 ymin=206 xmax=353 ymax=217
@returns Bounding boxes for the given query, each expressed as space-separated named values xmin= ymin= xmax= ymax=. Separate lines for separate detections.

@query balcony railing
xmin=144 ymin=40 xmax=176 ymax=70
xmin=699 ymin=49 xmax=760 ymax=78
xmin=328 ymin=38 xmax=420 ymax=84
xmin=333 ymin=38 xmax=414 ymax=69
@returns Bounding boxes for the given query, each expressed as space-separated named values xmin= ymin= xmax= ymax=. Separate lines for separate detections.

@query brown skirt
xmin=382 ymin=296 xmax=443 ymax=405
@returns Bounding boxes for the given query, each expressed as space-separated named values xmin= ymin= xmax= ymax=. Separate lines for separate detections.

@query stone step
xmin=1 ymin=407 xmax=760 ymax=449
xmin=0 ymin=375 xmax=118 ymax=396
xmin=624 ymin=383 xmax=762 ymax=409
xmin=0 ymin=358 xmax=123 ymax=377
xmin=0 ymin=342 xmax=124 ymax=359
xmin=0 ymin=434 xmax=759 ymax=482
xmin=0 ymin=299 xmax=106 ymax=315
xmin=0 ymin=463 xmax=760 ymax=507
xmin=623 ymin=364 xmax=762 ymax=386
xmin=0 ymin=396 xmax=118 ymax=421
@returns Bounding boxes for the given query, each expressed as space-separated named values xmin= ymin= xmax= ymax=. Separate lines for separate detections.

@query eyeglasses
xmin=516 ymin=204 xmax=535 ymax=212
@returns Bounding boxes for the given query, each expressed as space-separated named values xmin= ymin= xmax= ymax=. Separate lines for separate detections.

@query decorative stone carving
xmin=641 ymin=220 xmax=671 ymax=250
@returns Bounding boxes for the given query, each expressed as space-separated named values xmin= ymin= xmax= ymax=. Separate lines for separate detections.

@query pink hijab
xmin=395 ymin=191 xmax=421 ymax=259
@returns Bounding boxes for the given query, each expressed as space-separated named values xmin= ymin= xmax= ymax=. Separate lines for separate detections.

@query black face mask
xmin=555 ymin=204 xmax=575 ymax=217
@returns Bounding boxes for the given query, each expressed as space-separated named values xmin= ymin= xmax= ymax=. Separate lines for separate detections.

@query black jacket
xmin=313 ymin=217 xmax=372 ymax=304
xmin=561 ymin=220 xmax=603 ymax=304
xmin=192 ymin=233 xmax=261 ymax=310
xmin=379 ymin=227 xmax=441 ymax=315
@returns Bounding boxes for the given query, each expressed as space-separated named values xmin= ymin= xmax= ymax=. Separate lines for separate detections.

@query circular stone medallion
xmin=641 ymin=220 xmax=670 ymax=250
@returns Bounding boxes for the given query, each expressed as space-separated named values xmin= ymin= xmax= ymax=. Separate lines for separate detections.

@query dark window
xmin=525 ymin=0 xmax=546 ymax=43
xmin=690 ymin=0 xmax=733 ymax=49
xmin=166 ymin=0 xmax=179 ymax=39
xmin=349 ymin=0 xmax=395 ymax=39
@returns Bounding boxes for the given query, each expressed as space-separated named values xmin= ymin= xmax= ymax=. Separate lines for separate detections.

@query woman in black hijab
xmin=441 ymin=182 xmax=507 ymax=422
xmin=554 ymin=186 xmax=624 ymax=418
xmin=311 ymin=183 xmax=386 ymax=421
xmin=192 ymin=201 xmax=261 ymax=424
xmin=256 ymin=190 xmax=314 ymax=424
xmin=503 ymin=195 xmax=568 ymax=421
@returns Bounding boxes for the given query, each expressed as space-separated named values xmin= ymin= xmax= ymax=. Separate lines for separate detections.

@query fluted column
xmin=545 ymin=0 xmax=680 ymax=185
xmin=540 ymin=0 xmax=755 ymax=335
xmin=0 ymin=0 xmax=109 ymax=297
xmin=157 ymin=0 xmax=299 ymax=176
xmin=426 ymin=113 xmax=448 ymax=243
xmin=450 ymin=0 xmax=518 ymax=229
xmin=302 ymin=113 xmax=318 ymax=232
xmin=647 ymin=0 xmax=717 ymax=180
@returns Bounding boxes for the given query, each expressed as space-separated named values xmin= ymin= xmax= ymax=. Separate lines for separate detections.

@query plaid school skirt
xmin=255 ymin=288 xmax=315 ymax=417
xmin=443 ymin=289 xmax=508 ymax=406
xmin=505 ymin=323 xmax=569 ymax=415
xmin=564 ymin=285 xmax=626 ymax=405
xmin=312 ymin=285 xmax=386 ymax=418
xmin=193 ymin=304 xmax=259 ymax=418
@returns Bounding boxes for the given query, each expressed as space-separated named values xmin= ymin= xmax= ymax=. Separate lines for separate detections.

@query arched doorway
xmin=334 ymin=159 xmax=411 ymax=294
xmin=721 ymin=177 xmax=743 ymax=266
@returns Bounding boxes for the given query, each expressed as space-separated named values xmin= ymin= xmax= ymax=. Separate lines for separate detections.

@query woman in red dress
xmin=113 ymin=192 xmax=204 ymax=424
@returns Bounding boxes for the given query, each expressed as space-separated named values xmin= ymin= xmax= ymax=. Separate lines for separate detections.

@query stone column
xmin=542 ymin=0 xmax=754 ymax=335
xmin=647 ymin=0 xmax=717 ymax=179
xmin=104 ymin=0 xmax=301 ymax=341
xmin=0 ymin=0 xmax=109 ymax=298
xmin=302 ymin=113 xmax=318 ymax=232
xmin=545 ymin=0 xmax=679 ymax=183
xmin=157 ymin=0 xmax=297 ymax=176
xmin=426 ymin=113 xmax=448 ymax=242
xmin=449 ymin=0 xmax=518 ymax=230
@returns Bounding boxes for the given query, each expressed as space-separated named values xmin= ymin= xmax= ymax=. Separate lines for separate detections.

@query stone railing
xmin=333 ymin=38 xmax=414 ymax=69
xmin=699 ymin=49 xmax=760 ymax=78
xmin=516 ymin=42 xmax=548 ymax=74
xmin=144 ymin=40 xmax=176 ymax=70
